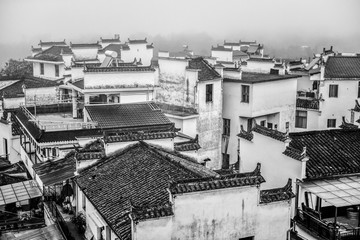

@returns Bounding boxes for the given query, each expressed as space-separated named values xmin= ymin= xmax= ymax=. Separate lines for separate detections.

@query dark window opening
xmin=223 ymin=118 xmax=230 ymax=136
xmin=295 ymin=110 xmax=307 ymax=128
xmin=222 ymin=153 xmax=230 ymax=169
xmin=267 ymin=123 xmax=273 ymax=129
xmin=327 ymin=119 xmax=336 ymax=128
xmin=260 ymin=120 xmax=266 ymax=127
xmin=206 ymin=84 xmax=213 ymax=102
xmin=55 ymin=65 xmax=59 ymax=77
xmin=329 ymin=84 xmax=338 ymax=98
xmin=40 ymin=63 xmax=44 ymax=75
xmin=241 ymin=85 xmax=250 ymax=103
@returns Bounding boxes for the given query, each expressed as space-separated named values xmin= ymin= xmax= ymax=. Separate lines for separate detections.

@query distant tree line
xmin=0 ymin=59 xmax=33 ymax=79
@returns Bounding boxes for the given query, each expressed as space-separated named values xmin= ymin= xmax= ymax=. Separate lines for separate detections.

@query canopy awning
xmin=0 ymin=180 xmax=42 ymax=205
xmin=299 ymin=176 xmax=360 ymax=207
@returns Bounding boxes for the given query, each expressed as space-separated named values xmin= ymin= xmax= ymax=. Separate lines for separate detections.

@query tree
xmin=0 ymin=59 xmax=33 ymax=79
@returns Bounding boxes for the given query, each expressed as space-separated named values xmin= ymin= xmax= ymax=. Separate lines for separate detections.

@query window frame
xmin=358 ymin=81 xmax=360 ymax=98
xmin=40 ymin=63 xmax=44 ymax=75
xmin=223 ymin=118 xmax=231 ymax=136
xmin=55 ymin=65 xmax=59 ymax=77
xmin=327 ymin=119 xmax=336 ymax=128
xmin=329 ymin=84 xmax=338 ymax=98
xmin=206 ymin=84 xmax=213 ymax=102
xmin=241 ymin=85 xmax=250 ymax=103
xmin=295 ymin=110 xmax=307 ymax=128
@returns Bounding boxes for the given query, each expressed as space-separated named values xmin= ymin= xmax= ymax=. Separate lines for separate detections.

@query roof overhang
xmin=298 ymin=175 xmax=360 ymax=207
xmin=25 ymin=58 xmax=65 ymax=64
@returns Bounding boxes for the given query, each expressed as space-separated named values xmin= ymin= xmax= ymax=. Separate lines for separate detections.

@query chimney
xmin=323 ymin=47 xmax=325 ymax=53
xmin=330 ymin=46 xmax=333 ymax=51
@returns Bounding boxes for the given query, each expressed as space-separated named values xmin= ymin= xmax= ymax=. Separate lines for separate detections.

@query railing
xmin=0 ymin=218 xmax=45 ymax=232
xmin=296 ymin=98 xmax=320 ymax=110
xmin=46 ymin=201 xmax=74 ymax=240
xmin=295 ymin=209 xmax=360 ymax=240
xmin=295 ymin=208 xmax=333 ymax=239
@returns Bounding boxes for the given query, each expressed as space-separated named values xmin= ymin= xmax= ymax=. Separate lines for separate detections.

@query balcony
xmin=20 ymin=105 xmax=97 ymax=131
xmin=294 ymin=208 xmax=360 ymax=240
xmin=296 ymin=90 xmax=321 ymax=110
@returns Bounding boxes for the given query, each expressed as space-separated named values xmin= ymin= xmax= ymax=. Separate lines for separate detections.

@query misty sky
xmin=0 ymin=0 xmax=360 ymax=65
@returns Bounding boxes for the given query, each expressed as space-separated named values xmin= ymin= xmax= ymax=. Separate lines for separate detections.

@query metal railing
xmin=45 ymin=201 xmax=74 ymax=240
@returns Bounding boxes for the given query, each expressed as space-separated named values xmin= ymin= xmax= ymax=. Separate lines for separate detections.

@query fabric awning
xmin=0 ymin=180 xmax=42 ymax=205
xmin=299 ymin=176 xmax=360 ymax=207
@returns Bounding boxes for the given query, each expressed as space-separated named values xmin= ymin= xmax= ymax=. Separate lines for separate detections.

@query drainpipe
xmin=300 ymin=147 xmax=309 ymax=180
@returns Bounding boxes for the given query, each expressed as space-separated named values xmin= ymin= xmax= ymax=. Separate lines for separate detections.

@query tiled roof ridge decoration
xmin=188 ymin=57 xmax=221 ymax=80
xmin=252 ymin=122 xmax=289 ymax=142
xmin=296 ymin=98 xmax=320 ymax=110
xmin=283 ymin=146 xmax=308 ymax=161
xmin=237 ymin=125 xmax=254 ymax=141
xmin=70 ymin=42 xmax=101 ymax=48
xmin=174 ymin=134 xmax=201 ymax=152
xmin=339 ymin=116 xmax=358 ymax=129
xmin=169 ymin=163 xmax=265 ymax=194
xmin=84 ymin=65 xmax=155 ymax=73
xmin=127 ymin=38 xmax=148 ymax=44
xmin=104 ymin=129 xmax=177 ymax=143
xmin=130 ymin=202 xmax=173 ymax=222
xmin=260 ymin=178 xmax=295 ymax=204
xmin=353 ymin=100 xmax=360 ymax=112
xmin=211 ymin=45 xmax=233 ymax=52
xmin=39 ymin=40 xmax=66 ymax=46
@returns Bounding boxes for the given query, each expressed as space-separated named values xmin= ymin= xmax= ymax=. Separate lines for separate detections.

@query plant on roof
xmin=0 ymin=59 xmax=33 ymax=79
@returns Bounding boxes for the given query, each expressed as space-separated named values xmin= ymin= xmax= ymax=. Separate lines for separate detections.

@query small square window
xmin=241 ymin=85 xmax=250 ymax=103
xmin=260 ymin=120 xmax=266 ymax=127
xmin=329 ymin=85 xmax=338 ymax=98
xmin=327 ymin=119 xmax=336 ymax=128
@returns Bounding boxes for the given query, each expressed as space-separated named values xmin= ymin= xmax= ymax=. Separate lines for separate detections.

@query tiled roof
xmin=240 ymin=40 xmax=257 ymax=45
xmin=131 ymin=203 xmax=173 ymax=222
xmin=170 ymin=163 xmax=265 ymax=195
xmin=39 ymin=40 xmax=67 ymax=46
xmin=76 ymin=142 xmax=212 ymax=239
xmin=233 ymin=50 xmax=248 ymax=57
xmin=247 ymin=58 xmax=273 ymax=63
xmin=247 ymin=45 xmax=261 ymax=54
xmin=187 ymin=57 xmax=221 ymax=81
xmin=70 ymin=42 xmax=101 ymax=48
xmin=71 ymin=79 xmax=84 ymax=90
xmin=104 ymin=124 xmax=177 ymax=143
xmin=352 ymin=100 xmax=360 ymax=112
xmin=224 ymin=73 xmax=299 ymax=84
xmin=146 ymin=44 xmax=154 ymax=49
xmin=174 ymin=136 xmax=201 ymax=151
xmin=128 ymin=38 xmax=147 ymax=44
xmin=224 ymin=41 xmax=240 ymax=46
xmin=324 ymin=56 xmax=360 ymax=79
xmin=0 ymin=162 xmax=28 ymax=186
xmin=211 ymin=46 xmax=232 ymax=52
xmin=98 ymin=44 xmax=122 ymax=56
xmin=288 ymin=129 xmax=360 ymax=179
xmin=156 ymin=102 xmax=198 ymax=117
xmin=28 ymin=46 xmax=72 ymax=62
xmin=283 ymin=146 xmax=307 ymax=161
xmin=296 ymin=98 xmax=319 ymax=110
xmin=252 ymin=123 xmax=288 ymax=142
xmin=339 ymin=117 xmax=358 ymax=129
xmin=33 ymin=154 xmax=76 ymax=186
xmin=237 ymin=125 xmax=254 ymax=141
xmin=84 ymin=66 xmax=155 ymax=73
xmin=85 ymin=102 xmax=172 ymax=129
xmin=260 ymin=178 xmax=295 ymax=204
xmin=100 ymin=37 xmax=121 ymax=43
xmin=0 ymin=77 xmax=60 ymax=100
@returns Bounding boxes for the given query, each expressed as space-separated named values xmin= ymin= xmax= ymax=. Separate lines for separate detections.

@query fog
xmin=1 ymin=0 xmax=360 ymax=67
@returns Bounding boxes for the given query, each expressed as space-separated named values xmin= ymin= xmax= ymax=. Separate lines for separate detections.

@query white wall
xmin=121 ymin=44 xmax=153 ymax=66
xmin=33 ymin=62 xmax=65 ymax=80
xmin=84 ymin=71 xmax=156 ymax=89
xmin=211 ymin=50 xmax=233 ymax=62
xmin=72 ymin=48 xmax=98 ymax=61
xmin=242 ymin=61 xmax=274 ymax=73
xmin=0 ymin=121 xmax=21 ymax=163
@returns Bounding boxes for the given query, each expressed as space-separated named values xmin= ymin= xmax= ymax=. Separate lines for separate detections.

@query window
xmin=40 ymin=63 xmax=44 ymax=75
xmin=223 ymin=118 xmax=230 ymax=136
xmin=260 ymin=120 xmax=266 ymax=127
xmin=329 ymin=84 xmax=338 ymax=98
xmin=222 ymin=153 xmax=229 ymax=169
xmin=295 ymin=110 xmax=307 ymax=128
xmin=351 ymin=111 xmax=355 ymax=123
xmin=327 ymin=119 xmax=336 ymax=128
xmin=241 ymin=85 xmax=250 ymax=103
xmin=3 ymin=138 xmax=8 ymax=161
xmin=358 ymin=82 xmax=360 ymax=98
xmin=55 ymin=65 xmax=59 ymax=77
xmin=286 ymin=122 xmax=289 ymax=131
xmin=313 ymin=81 xmax=319 ymax=90
xmin=267 ymin=123 xmax=273 ymax=129
xmin=206 ymin=84 xmax=213 ymax=102
xmin=82 ymin=193 xmax=86 ymax=211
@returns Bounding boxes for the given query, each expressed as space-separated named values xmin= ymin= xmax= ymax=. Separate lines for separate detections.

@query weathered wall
xmin=197 ymin=79 xmax=223 ymax=169
xmin=242 ymin=61 xmax=274 ymax=73
xmin=84 ymin=71 xmax=156 ymax=89
xmin=240 ymin=132 xmax=302 ymax=190
xmin=134 ymin=217 xmax=172 ymax=240
xmin=0 ymin=121 xmax=21 ymax=163
xmin=33 ymin=62 xmax=65 ymax=80
xmin=25 ymin=86 xmax=58 ymax=105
